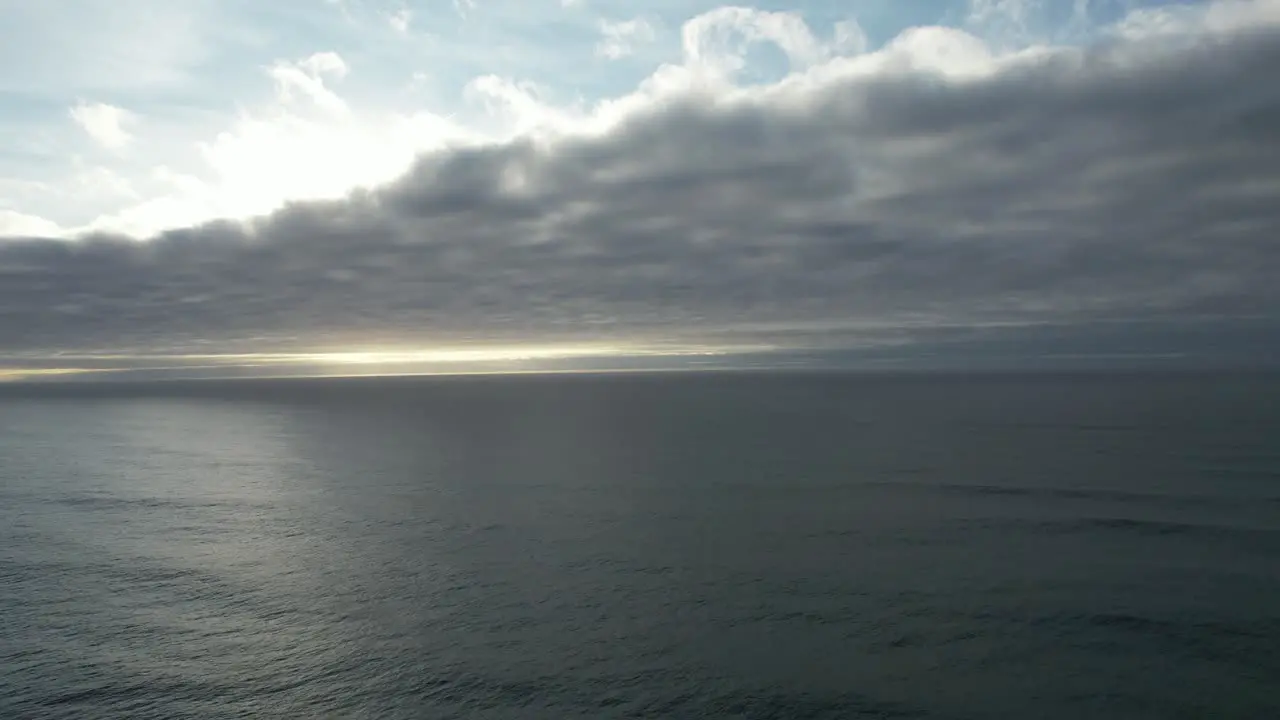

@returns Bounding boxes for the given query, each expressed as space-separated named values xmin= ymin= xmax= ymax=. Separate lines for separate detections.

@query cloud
xmin=2 ymin=2 xmax=1280 ymax=363
xmin=300 ymin=51 xmax=349 ymax=79
xmin=597 ymin=18 xmax=657 ymax=60
xmin=268 ymin=52 xmax=351 ymax=117
xmin=1112 ymin=0 xmax=1280 ymax=39
xmin=71 ymin=163 xmax=139 ymax=202
xmin=0 ymin=210 xmax=64 ymax=238
xmin=463 ymin=75 xmax=580 ymax=136
xmin=68 ymin=102 xmax=136 ymax=150
xmin=682 ymin=8 xmax=833 ymax=75
xmin=389 ymin=7 xmax=411 ymax=34
xmin=966 ymin=0 xmax=1039 ymax=44
xmin=63 ymin=51 xmax=476 ymax=240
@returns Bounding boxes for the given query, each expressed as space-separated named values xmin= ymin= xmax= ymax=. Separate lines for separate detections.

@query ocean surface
xmin=2 ymin=371 xmax=1278 ymax=719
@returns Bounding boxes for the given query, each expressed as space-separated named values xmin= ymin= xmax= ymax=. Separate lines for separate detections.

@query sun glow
xmin=0 ymin=368 xmax=94 ymax=382
xmin=0 ymin=340 xmax=777 ymax=381
xmin=303 ymin=343 xmax=631 ymax=366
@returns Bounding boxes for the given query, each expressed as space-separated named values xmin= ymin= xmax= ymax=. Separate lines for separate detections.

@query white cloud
xmin=463 ymin=75 xmax=582 ymax=136
xmin=680 ymin=8 xmax=863 ymax=80
xmin=965 ymin=0 xmax=1103 ymax=47
xmin=832 ymin=19 xmax=869 ymax=56
xmin=80 ymin=67 xmax=478 ymax=237
xmin=300 ymin=51 xmax=349 ymax=79
xmin=967 ymin=0 xmax=1037 ymax=32
xmin=68 ymin=102 xmax=136 ymax=150
xmin=0 ymin=210 xmax=65 ymax=238
xmin=72 ymin=164 xmax=138 ymax=201
xmin=1112 ymin=0 xmax=1280 ymax=39
xmin=268 ymin=52 xmax=351 ymax=117
xmin=389 ymin=7 xmax=411 ymax=34
xmin=596 ymin=18 xmax=657 ymax=59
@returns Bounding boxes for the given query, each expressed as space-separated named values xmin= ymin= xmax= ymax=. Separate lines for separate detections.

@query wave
xmin=1048 ymin=612 xmax=1280 ymax=666
xmin=410 ymin=670 xmax=917 ymax=718
xmin=862 ymin=605 xmax=1279 ymax=662
xmin=47 ymin=494 xmax=251 ymax=512
xmin=878 ymin=481 xmax=1277 ymax=508
xmin=950 ymin=515 xmax=1280 ymax=544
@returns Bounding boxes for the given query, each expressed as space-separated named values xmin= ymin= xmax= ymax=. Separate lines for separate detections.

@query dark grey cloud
xmin=2 ymin=19 xmax=1279 ymax=364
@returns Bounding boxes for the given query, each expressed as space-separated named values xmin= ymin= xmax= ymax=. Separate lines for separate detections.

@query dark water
xmin=2 ymin=371 xmax=1279 ymax=719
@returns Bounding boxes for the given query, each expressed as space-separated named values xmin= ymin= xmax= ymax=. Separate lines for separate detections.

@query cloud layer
xmin=2 ymin=2 xmax=1279 ymax=361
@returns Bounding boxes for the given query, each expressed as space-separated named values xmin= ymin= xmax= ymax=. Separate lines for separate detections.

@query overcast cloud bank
xmin=1 ymin=1 xmax=1278 ymax=373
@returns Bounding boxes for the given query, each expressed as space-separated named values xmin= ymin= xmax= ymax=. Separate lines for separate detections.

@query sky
xmin=0 ymin=0 xmax=1278 ymax=378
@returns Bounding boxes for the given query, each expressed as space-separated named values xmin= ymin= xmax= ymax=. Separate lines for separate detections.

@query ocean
xmin=2 ymin=371 xmax=1278 ymax=719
